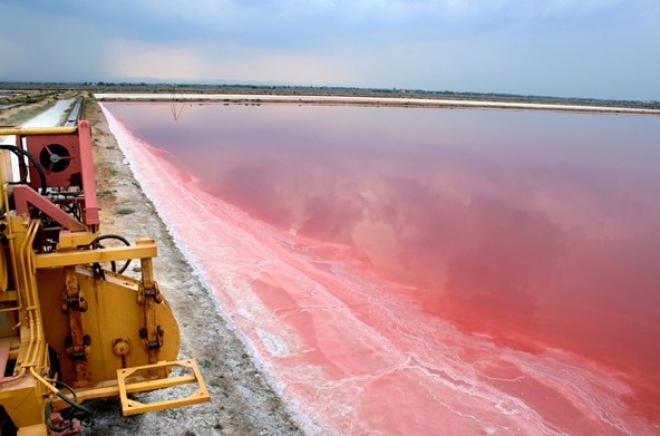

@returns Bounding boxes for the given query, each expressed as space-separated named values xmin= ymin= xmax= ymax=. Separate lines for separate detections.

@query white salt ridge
xmin=95 ymin=93 xmax=660 ymax=115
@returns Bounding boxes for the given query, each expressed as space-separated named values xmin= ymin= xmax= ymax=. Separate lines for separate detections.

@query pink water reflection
xmin=106 ymin=103 xmax=660 ymax=434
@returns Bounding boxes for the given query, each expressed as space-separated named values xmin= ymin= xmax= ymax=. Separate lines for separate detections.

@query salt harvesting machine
xmin=0 ymin=105 xmax=210 ymax=434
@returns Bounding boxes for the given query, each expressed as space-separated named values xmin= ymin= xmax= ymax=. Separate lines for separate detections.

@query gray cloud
xmin=0 ymin=0 xmax=658 ymax=99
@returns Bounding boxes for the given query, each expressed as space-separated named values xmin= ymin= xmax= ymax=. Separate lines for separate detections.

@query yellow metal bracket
xmin=116 ymin=359 xmax=210 ymax=416
xmin=0 ymin=126 xmax=78 ymax=136
xmin=34 ymin=243 xmax=158 ymax=269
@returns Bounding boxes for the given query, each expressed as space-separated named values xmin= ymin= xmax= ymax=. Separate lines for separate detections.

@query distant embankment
xmin=94 ymin=93 xmax=660 ymax=115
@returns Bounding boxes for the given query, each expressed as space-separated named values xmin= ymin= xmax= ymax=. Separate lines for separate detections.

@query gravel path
xmin=83 ymin=100 xmax=305 ymax=435
xmin=21 ymin=98 xmax=75 ymax=127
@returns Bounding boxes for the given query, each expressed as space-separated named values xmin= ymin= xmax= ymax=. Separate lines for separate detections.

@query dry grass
xmin=0 ymin=98 xmax=56 ymax=126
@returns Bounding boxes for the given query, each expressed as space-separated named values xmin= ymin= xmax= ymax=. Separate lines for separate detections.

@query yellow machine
xmin=0 ymin=118 xmax=209 ymax=435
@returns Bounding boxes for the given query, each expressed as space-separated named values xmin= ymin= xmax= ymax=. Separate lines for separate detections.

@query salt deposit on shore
xmin=94 ymin=93 xmax=660 ymax=115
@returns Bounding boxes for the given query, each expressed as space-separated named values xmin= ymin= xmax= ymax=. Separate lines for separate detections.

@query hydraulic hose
xmin=94 ymin=234 xmax=132 ymax=273
xmin=41 ymin=376 xmax=91 ymax=432
xmin=0 ymin=144 xmax=47 ymax=194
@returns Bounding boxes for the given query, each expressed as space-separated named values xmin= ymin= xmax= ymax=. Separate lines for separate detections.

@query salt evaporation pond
xmin=102 ymin=102 xmax=660 ymax=435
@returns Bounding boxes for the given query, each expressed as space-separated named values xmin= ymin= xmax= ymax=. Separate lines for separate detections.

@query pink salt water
xmin=103 ymin=103 xmax=660 ymax=435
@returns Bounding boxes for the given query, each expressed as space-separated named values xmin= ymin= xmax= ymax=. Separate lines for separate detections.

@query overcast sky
xmin=0 ymin=0 xmax=658 ymax=100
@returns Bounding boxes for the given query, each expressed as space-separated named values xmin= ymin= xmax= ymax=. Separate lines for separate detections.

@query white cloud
xmin=107 ymin=41 xmax=206 ymax=80
xmin=106 ymin=39 xmax=358 ymax=85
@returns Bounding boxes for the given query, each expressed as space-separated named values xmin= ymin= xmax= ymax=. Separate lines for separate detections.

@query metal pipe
xmin=0 ymin=223 xmax=41 ymax=381
xmin=0 ymin=126 xmax=78 ymax=136
xmin=2 ymin=184 xmax=23 ymax=312
xmin=20 ymin=225 xmax=36 ymax=365
xmin=0 ymin=367 xmax=26 ymax=385
xmin=19 ymin=221 xmax=38 ymax=307
xmin=64 ymin=97 xmax=84 ymax=127
xmin=29 ymin=367 xmax=59 ymax=396
xmin=25 ymin=222 xmax=45 ymax=369
xmin=19 ymin=221 xmax=39 ymax=368
xmin=0 ymin=293 xmax=20 ymax=313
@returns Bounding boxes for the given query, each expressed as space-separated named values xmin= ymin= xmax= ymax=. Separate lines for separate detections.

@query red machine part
xmin=25 ymin=121 xmax=99 ymax=226
xmin=49 ymin=413 xmax=82 ymax=436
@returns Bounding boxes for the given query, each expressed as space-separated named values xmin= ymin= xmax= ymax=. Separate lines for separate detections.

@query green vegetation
xmin=116 ymin=207 xmax=135 ymax=215
xmin=0 ymin=97 xmax=56 ymax=126
xmin=96 ymin=160 xmax=118 ymax=176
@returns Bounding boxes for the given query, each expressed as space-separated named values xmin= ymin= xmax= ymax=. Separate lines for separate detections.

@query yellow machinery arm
xmin=0 ymin=114 xmax=209 ymax=435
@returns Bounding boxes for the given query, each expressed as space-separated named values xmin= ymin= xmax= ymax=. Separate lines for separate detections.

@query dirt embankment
xmin=82 ymin=99 xmax=304 ymax=435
